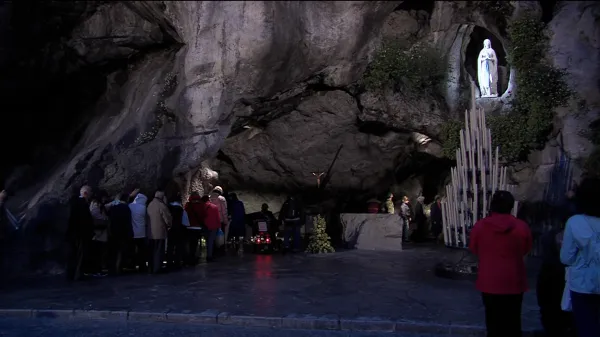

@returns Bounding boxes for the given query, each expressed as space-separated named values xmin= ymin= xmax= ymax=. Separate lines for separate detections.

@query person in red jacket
xmin=184 ymin=192 xmax=206 ymax=265
xmin=202 ymin=195 xmax=221 ymax=262
xmin=469 ymin=190 xmax=532 ymax=337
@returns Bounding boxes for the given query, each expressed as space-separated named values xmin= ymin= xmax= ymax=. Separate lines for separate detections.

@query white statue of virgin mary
xmin=477 ymin=39 xmax=498 ymax=98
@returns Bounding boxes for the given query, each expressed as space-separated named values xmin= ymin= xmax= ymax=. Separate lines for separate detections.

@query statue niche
xmin=464 ymin=26 xmax=508 ymax=99
xmin=477 ymin=39 xmax=498 ymax=98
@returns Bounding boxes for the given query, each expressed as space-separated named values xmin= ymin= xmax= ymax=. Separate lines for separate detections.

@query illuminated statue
xmin=477 ymin=39 xmax=498 ymax=98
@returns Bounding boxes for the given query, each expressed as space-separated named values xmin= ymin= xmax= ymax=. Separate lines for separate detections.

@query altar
xmin=340 ymin=213 xmax=403 ymax=251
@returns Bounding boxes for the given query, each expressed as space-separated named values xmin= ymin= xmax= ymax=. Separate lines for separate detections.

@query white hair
xmin=80 ymin=185 xmax=92 ymax=196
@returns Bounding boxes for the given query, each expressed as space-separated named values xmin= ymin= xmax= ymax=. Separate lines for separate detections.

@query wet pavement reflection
xmin=0 ymin=245 xmax=542 ymax=330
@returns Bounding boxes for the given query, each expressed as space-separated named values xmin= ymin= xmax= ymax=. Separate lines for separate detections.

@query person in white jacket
xmin=129 ymin=193 xmax=148 ymax=272
xmin=210 ymin=186 xmax=229 ymax=245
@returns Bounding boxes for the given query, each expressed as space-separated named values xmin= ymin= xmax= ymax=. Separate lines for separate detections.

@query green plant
xmin=501 ymin=17 xmax=572 ymax=161
xmin=364 ymin=40 xmax=446 ymax=95
xmin=486 ymin=114 xmax=529 ymax=161
xmin=441 ymin=120 xmax=463 ymax=159
xmin=306 ymin=215 xmax=335 ymax=254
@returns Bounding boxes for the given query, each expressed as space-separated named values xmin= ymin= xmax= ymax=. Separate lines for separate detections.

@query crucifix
xmin=312 ymin=172 xmax=325 ymax=188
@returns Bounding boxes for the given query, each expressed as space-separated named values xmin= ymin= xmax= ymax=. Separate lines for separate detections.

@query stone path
xmin=0 ymin=317 xmax=452 ymax=337
xmin=0 ymin=245 xmax=542 ymax=335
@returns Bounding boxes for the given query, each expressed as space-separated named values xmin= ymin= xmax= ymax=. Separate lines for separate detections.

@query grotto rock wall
xmin=3 ymin=1 xmax=400 ymax=210
xmin=1 ymin=2 xmax=600 ymax=271
xmin=512 ymin=1 xmax=600 ymax=201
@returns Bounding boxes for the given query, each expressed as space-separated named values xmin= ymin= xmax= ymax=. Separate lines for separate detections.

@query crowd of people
xmin=65 ymin=185 xmax=238 ymax=281
xmin=63 ymin=184 xmax=308 ymax=281
xmin=469 ymin=177 xmax=600 ymax=337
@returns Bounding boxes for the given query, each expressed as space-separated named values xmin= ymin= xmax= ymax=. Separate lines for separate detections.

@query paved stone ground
xmin=0 ymin=317 xmax=449 ymax=337
xmin=0 ymin=245 xmax=542 ymax=334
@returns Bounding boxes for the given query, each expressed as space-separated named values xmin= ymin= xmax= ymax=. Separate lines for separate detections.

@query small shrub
xmin=364 ymin=40 xmax=446 ymax=95
xmin=306 ymin=215 xmax=335 ymax=254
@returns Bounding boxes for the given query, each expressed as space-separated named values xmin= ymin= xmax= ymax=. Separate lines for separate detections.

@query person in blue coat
xmin=560 ymin=177 xmax=600 ymax=337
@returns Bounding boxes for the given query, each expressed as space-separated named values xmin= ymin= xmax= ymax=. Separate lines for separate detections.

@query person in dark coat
xmin=227 ymin=193 xmax=246 ymax=241
xmin=66 ymin=185 xmax=95 ymax=281
xmin=412 ymin=196 xmax=427 ymax=242
xmin=166 ymin=193 xmax=187 ymax=270
xmin=106 ymin=193 xmax=133 ymax=275
xmin=260 ymin=203 xmax=277 ymax=235
xmin=184 ymin=192 xmax=205 ymax=266
xmin=279 ymin=196 xmax=303 ymax=252
xmin=430 ymin=195 xmax=443 ymax=241
xmin=537 ymin=225 xmax=575 ymax=337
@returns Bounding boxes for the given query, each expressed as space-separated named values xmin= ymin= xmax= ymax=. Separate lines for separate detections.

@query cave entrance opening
xmin=394 ymin=153 xmax=452 ymax=204
xmin=464 ymin=26 xmax=509 ymax=97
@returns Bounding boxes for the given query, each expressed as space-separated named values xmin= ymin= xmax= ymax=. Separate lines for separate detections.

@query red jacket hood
xmin=189 ymin=194 xmax=202 ymax=202
xmin=483 ymin=213 xmax=517 ymax=234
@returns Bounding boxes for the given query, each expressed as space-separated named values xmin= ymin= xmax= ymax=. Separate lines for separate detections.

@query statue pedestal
xmin=340 ymin=213 xmax=403 ymax=251
xmin=475 ymin=96 xmax=505 ymax=115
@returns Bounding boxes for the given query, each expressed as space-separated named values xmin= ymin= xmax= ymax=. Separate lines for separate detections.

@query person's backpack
xmin=284 ymin=199 xmax=300 ymax=219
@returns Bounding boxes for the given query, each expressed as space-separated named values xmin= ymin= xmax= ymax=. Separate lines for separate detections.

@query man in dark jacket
xmin=430 ymin=195 xmax=443 ymax=242
xmin=66 ymin=185 xmax=95 ymax=281
xmin=279 ymin=196 xmax=303 ymax=252
xmin=167 ymin=193 xmax=186 ymax=270
xmin=106 ymin=193 xmax=133 ymax=275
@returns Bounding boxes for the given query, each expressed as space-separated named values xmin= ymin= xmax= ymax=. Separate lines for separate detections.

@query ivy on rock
xmin=441 ymin=120 xmax=463 ymax=159
xmin=363 ymin=40 xmax=446 ymax=95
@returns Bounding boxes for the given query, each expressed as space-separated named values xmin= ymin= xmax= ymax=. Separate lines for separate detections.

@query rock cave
xmin=0 ymin=1 xmax=599 ymax=276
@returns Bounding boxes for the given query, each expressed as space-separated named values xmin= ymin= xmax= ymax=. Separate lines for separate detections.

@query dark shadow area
xmin=0 ymin=1 xmax=175 ymax=190
xmin=356 ymin=120 xmax=397 ymax=137
xmin=540 ymin=0 xmax=557 ymax=24
xmin=394 ymin=152 xmax=452 ymax=204
xmin=517 ymin=151 xmax=573 ymax=257
xmin=464 ymin=26 xmax=509 ymax=97
xmin=394 ymin=0 xmax=435 ymax=15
